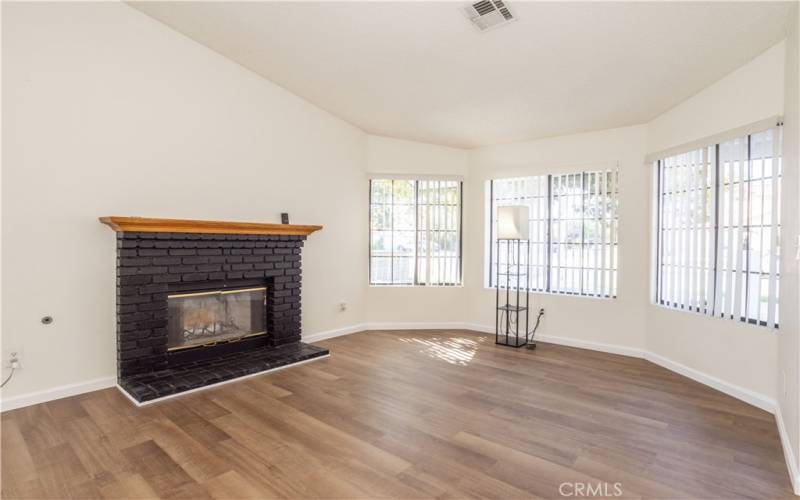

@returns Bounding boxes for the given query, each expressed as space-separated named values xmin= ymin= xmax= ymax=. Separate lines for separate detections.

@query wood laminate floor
xmin=1 ymin=330 xmax=794 ymax=499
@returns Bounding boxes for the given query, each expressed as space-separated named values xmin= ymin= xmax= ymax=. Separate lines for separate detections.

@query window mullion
xmin=546 ymin=174 xmax=553 ymax=294
xmin=712 ymin=143 xmax=723 ymax=317
xmin=766 ymin=127 xmax=781 ymax=328
xmin=414 ymin=180 xmax=419 ymax=286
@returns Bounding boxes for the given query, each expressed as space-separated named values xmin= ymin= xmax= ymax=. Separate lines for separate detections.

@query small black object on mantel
xmin=281 ymin=213 xmax=289 ymax=224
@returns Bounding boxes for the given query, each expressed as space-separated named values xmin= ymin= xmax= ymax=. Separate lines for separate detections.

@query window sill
xmin=369 ymin=284 xmax=464 ymax=289
xmin=482 ymin=287 xmax=616 ymax=300
xmin=651 ymin=302 xmax=778 ymax=330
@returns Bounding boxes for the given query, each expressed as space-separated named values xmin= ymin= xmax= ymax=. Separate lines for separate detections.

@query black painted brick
xmin=137 ymin=266 xmax=168 ymax=275
xmin=139 ymin=249 xmax=168 ymax=257
xmin=153 ymin=275 xmax=182 ymax=284
xmin=115 ymin=231 xmax=308 ymax=379
xmin=118 ymin=275 xmax=152 ymax=286
xmin=183 ymin=273 xmax=209 ymax=282
xmin=153 ymin=256 xmax=181 ymax=266
xmin=139 ymin=284 xmax=168 ymax=294
xmin=118 ymin=295 xmax=152 ymax=306
xmin=182 ymin=256 xmax=209 ymax=265
xmin=169 ymin=265 xmax=195 ymax=274
xmin=197 ymin=264 xmax=222 ymax=273
xmin=169 ymin=249 xmax=196 ymax=256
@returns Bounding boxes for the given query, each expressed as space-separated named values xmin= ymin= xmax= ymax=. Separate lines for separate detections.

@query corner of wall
xmin=777 ymin=1 xmax=800 ymax=490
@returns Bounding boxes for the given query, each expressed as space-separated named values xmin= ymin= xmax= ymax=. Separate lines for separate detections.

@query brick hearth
xmin=110 ymin=229 xmax=327 ymax=402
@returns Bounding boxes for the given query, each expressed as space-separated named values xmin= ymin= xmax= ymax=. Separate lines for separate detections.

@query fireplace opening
xmin=167 ymin=286 xmax=267 ymax=351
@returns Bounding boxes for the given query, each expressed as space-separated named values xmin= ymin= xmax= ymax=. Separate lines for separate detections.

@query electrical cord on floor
xmin=526 ymin=308 xmax=545 ymax=349
xmin=498 ymin=300 xmax=545 ymax=349
xmin=1 ymin=367 xmax=16 ymax=388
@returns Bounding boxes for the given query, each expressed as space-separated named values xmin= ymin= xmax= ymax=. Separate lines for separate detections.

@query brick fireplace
xmin=101 ymin=217 xmax=329 ymax=404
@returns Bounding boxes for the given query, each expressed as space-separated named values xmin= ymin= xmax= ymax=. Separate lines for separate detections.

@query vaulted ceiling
xmin=131 ymin=1 xmax=793 ymax=148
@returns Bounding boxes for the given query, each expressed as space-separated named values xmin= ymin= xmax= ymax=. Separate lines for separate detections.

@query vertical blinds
xmin=369 ymin=179 xmax=462 ymax=286
xmin=491 ymin=175 xmax=549 ymax=291
xmin=655 ymin=126 xmax=782 ymax=328
xmin=417 ymin=180 xmax=461 ymax=285
xmin=489 ymin=169 xmax=619 ymax=298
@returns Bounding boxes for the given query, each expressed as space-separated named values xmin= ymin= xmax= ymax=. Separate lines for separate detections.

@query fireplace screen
xmin=167 ymin=287 xmax=267 ymax=351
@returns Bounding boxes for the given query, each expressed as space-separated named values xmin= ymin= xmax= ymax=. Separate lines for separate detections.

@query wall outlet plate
xmin=3 ymin=350 xmax=22 ymax=369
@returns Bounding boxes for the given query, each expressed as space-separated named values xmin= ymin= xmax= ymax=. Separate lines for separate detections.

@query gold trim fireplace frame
xmin=167 ymin=286 xmax=268 ymax=352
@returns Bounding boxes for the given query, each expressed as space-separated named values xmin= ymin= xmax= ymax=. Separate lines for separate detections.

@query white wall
xmin=647 ymin=42 xmax=786 ymax=153
xmin=1 ymin=2 xmax=367 ymax=400
xmin=778 ymin=3 xmax=800 ymax=484
xmin=366 ymin=135 xmax=469 ymax=178
xmin=465 ymin=125 xmax=649 ymax=350
xmin=644 ymin=42 xmax=787 ymax=401
xmin=364 ymin=135 xmax=470 ymax=324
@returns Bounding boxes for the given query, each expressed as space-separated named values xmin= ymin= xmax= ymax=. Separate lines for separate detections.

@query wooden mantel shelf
xmin=99 ymin=216 xmax=323 ymax=236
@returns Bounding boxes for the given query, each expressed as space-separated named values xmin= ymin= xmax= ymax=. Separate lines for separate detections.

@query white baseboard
xmin=303 ymin=321 xmax=486 ymax=343
xmin=365 ymin=321 xmax=480 ymax=331
xmin=303 ymin=323 xmax=368 ymax=343
xmin=534 ymin=333 xmax=645 ymax=358
xmin=1 ymin=376 xmax=116 ymax=412
xmin=460 ymin=322 xmax=494 ymax=334
xmin=461 ymin=323 xmax=777 ymax=412
xmin=643 ymin=351 xmax=776 ymax=413
xmin=776 ymin=403 xmax=800 ymax=495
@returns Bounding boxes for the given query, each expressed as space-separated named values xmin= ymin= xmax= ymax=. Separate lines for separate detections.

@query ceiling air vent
xmin=464 ymin=0 xmax=516 ymax=32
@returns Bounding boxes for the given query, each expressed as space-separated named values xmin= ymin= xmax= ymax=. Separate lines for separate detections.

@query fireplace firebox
xmin=167 ymin=286 xmax=267 ymax=351
xmin=100 ymin=216 xmax=328 ymax=404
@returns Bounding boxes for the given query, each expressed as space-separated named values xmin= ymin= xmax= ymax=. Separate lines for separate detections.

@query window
xmin=655 ymin=126 xmax=782 ymax=328
xmin=370 ymin=178 xmax=462 ymax=286
xmin=487 ymin=170 xmax=619 ymax=298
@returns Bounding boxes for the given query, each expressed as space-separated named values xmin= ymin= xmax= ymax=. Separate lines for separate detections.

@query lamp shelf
xmin=498 ymin=304 xmax=527 ymax=312
xmin=495 ymin=335 xmax=529 ymax=348
xmin=495 ymin=238 xmax=532 ymax=348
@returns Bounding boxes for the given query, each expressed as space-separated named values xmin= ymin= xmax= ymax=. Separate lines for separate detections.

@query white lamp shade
xmin=497 ymin=205 xmax=529 ymax=240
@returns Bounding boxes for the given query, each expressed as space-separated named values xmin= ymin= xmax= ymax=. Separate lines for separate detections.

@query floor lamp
xmin=495 ymin=206 xmax=532 ymax=348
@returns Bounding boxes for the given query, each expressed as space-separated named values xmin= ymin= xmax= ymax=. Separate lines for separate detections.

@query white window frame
xmin=650 ymin=120 xmax=782 ymax=329
xmin=485 ymin=169 xmax=620 ymax=298
xmin=369 ymin=176 xmax=463 ymax=287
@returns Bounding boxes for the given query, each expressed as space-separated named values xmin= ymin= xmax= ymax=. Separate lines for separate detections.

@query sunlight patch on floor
xmin=399 ymin=336 xmax=479 ymax=366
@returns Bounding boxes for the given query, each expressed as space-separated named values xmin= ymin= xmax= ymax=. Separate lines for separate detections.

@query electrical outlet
xmin=5 ymin=351 xmax=22 ymax=370
xmin=339 ymin=301 xmax=347 ymax=312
